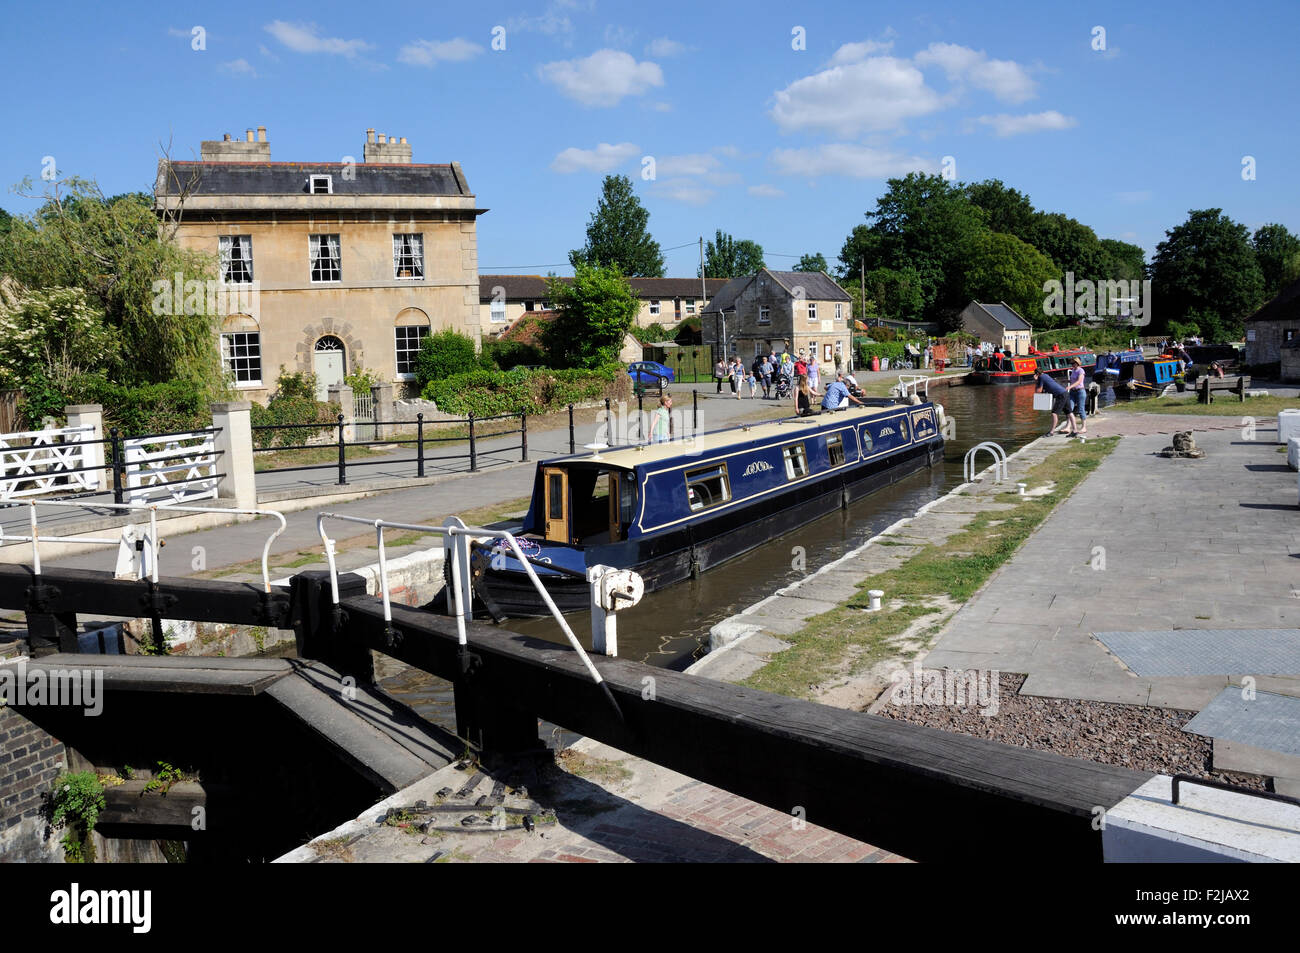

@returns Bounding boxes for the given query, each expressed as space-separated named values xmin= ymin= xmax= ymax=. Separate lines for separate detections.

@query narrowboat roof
xmin=543 ymin=402 xmax=924 ymax=470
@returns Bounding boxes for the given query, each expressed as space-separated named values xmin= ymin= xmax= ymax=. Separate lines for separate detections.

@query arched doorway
xmin=313 ymin=335 xmax=346 ymax=401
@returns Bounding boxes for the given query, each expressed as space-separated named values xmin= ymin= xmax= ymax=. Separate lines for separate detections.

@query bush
xmin=481 ymin=338 xmax=546 ymax=371
xmin=249 ymin=367 xmax=340 ymax=448
xmin=855 ymin=340 xmax=908 ymax=365
xmin=422 ymin=364 xmax=628 ymax=417
xmin=415 ymin=329 xmax=480 ymax=390
xmin=83 ymin=379 xmax=207 ymax=436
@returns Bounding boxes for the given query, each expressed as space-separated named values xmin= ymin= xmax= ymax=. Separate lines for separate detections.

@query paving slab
xmin=1182 ymin=689 xmax=1300 ymax=757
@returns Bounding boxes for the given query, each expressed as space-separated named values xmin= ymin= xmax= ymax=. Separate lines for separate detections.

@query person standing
xmin=731 ymin=357 xmax=745 ymax=399
xmin=760 ymin=355 xmax=773 ymax=398
xmin=1034 ymin=368 xmax=1073 ymax=436
xmin=808 ymin=354 xmax=821 ymax=395
xmin=1066 ymin=357 xmax=1087 ymax=435
xmin=652 ymin=394 xmax=673 ymax=443
xmin=714 ymin=358 xmax=726 ymax=394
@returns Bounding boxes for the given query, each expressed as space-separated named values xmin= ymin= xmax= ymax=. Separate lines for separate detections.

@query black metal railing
xmin=250 ymin=412 xmax=529 ymax=485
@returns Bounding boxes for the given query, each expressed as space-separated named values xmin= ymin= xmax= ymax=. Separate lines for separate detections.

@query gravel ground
xmin=877 ymin=671 xmax=1269 ymax=790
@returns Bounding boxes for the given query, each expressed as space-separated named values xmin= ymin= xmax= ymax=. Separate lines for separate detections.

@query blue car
xmin=627 ymin=360 xmax=675 ymax=389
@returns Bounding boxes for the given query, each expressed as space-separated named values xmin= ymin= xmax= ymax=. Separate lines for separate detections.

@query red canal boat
xmin=971 ymin=347 xmax=1096 ymax=384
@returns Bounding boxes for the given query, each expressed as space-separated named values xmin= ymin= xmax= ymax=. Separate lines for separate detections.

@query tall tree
xmin=568 ymin=175 xmax=665 ymax=277
xmin=962 ymin=232 xmax=1060 ymax=331
xmin=1252 ymin=223 xmax=1300 ymax=299
xmin=542 ymin=264 xmax=639 ymax=368
xmin=1023 ymin=212 xmax=1106 ymax=283
xmin=964 ymin=179 xmax=1036 ymax=238
xmin=1099 ymin=238 xmax=1146 ymax=281
xmin=793 ymin=252 xmax=828 ymax=273
xmin=1150 ymin=209 xmax=1265 ymax=341
xmin=701 ymin=229 xmax=765 ymax=277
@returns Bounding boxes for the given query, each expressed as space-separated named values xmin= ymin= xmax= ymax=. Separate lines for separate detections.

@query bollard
xmin=637 ymin=393 xmax=644 ymax=441
xmin=568 ymin=403 xmax=575 ymax=454
xmin=416 ymin=413 xmax=425 ymax=477
xmin=468 ymin=413 xmax=477 ymax=472
xmin=693 ymin=389 xmax=698 ymax=431
xmin=1017 ymin=482 xmax=1027 ymax=496
xmin=521 ymin=413 xmax=528 ymax=461
xmin=336 ymin=413 xmax=347 ymax=485
xmin=867 ymin=589 xmax=884 ymax=612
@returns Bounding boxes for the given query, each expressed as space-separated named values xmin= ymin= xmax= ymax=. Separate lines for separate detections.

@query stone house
xmin=1243 ymin=275 xmax=1300 ymax=378
xmin=959 ymin=301 xmax=1033 ymax=355
xmin=700 ymin=269 xmax=853 ymax=366
xmin=480 ymin=275 xmax=726 ymax=334
xmin=154 ymin=127 xmax=485 ymax=401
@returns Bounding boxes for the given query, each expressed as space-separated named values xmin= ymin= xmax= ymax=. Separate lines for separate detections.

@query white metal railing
xmin=315 ymin=513 xmax=614 ymax=687
xmin=963 ymin=441 xmax=1008 ymax=484
xmin=0 ymin=425 xmax=99 ymax=499
xmin=895 ymin=375 xmax=929 ymax=399
xmin=1 ymin=500 xmax=287 ymax=592
xmin=124 ymin=430 xmax=219 ymax=505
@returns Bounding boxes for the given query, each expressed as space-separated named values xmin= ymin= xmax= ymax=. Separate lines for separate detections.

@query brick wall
xmin=0 ymin=706 xmax=66 ymax=861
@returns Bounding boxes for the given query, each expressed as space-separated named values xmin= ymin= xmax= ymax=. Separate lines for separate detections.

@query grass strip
xmin=1101 ymin=393 xmax=1294 ymax=417
xmin=741 ymin=436 xmax=1119 ymax=699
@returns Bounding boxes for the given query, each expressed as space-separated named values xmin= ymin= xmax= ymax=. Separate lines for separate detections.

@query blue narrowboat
xmin=1114 ymin=356 xmax=1180 ymax=397
xmin=465 ymin=399 xmax=946 ymax=617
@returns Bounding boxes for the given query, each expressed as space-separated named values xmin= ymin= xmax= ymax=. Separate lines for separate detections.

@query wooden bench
xmin=1198 ymin=374 xmax=1250 ymax=403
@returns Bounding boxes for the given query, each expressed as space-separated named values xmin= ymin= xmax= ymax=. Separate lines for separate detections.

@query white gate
xmin=0 ymin=425 xmax=99 ymax=500
xmin=124 ymin=430 xmax=219 ymax=504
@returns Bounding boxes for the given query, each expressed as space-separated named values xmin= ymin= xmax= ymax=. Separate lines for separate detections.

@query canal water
xmin=374 ymin=379 xmax=1089 ymax=732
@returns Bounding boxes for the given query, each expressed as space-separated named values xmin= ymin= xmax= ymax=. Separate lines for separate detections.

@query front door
xmin=313 ymin=336 xmax=346 ymax=401
xmin=543 ymin=468 xmax=569 ymax=543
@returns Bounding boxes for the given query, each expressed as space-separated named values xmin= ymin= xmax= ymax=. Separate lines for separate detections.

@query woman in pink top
xmin=1066 ymin=358 xmax=1087 ymax=435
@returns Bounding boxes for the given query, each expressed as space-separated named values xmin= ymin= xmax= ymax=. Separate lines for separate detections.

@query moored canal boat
xmin=1114 ymin=356 xmax=1181 ymax=398
xmin=463 ymin=399 xmax=946 ymax=618
xmin=971 ymin=348 xmax=1096 ymax=384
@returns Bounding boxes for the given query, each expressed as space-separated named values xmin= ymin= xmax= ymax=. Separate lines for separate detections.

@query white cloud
xmin=975 ymin=110 xmax=1076 ymax=137
xmin=550 ymin=142 xmax=640 ymax=173
xmin=167 ymin=27 xmax=192 ymax=38
xmin=713 ymin=145 xmax=741 ymax=158
xmin=646 ymin=37 xmax=688 ymax=57
xmin=538 ymin=49 xmax=664 ymax=106
xmin=770 ymin=56 xmax=944 ymax=136
xmin=604 ymin=24 xmax=636 ymax=47
xmin=654 ymin=153 xmax=720 ymax=177
xmin=264 ymin=21 xmax=372 ymax=57
xmin=508 ymin=1 xmax=593 ymax=37
xmin=914 ymin=42 xmax=1036 ymax=103
xmin=651 ymin=179 xmax=715 ymax=205
xmin=258 ymin=43 xmax=279 ymax=61
xmin=398 ymin=37 xmax=484 ymax=67
xmin=828 ymin=39 xmax=894 ymax=65
xmin=219 ymin=59 xmax=257 ymax=77
xmin=769 ymin=143 xmax=939 ymax=179
xmin=748 ymin=184 xmax=785 ymax=198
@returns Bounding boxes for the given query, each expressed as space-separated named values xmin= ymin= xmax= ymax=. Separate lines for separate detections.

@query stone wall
xmin=0 ymin=704 xmax=66 ymax=862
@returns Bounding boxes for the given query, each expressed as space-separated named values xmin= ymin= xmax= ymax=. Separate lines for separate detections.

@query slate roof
xmin=973 ymin=302 xmax=1032 ymax=330
xmin=479 ymin=275 xmax=727 ymax=302
xmin=1245 ymin=275 xmax=1300 ymax=325
xmin=700 ymin=269 xmax=852 ymax=314
xmin=157 ymin=161 xmax=468 ymax=197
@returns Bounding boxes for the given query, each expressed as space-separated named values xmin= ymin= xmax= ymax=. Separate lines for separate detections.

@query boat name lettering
xmin=878 ymin=426 xmax=896 ymax=436
xmin=742 ymin=461 xmax=774 ymax=476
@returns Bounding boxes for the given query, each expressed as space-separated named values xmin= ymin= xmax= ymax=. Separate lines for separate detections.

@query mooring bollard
xmin=1017 ymin=482 xmax=1027 ymax=496
xmin=867 ymin=589 xmax=884 ymax=612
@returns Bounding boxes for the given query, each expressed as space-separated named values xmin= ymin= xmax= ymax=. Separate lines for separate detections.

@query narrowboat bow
xmin=461 ymin=399 xmax=946 ymax=618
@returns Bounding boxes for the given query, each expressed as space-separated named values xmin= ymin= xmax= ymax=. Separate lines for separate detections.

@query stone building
xmin=1244 ymin=275 xmax=1300 ymax=378
xmin=700 ymin=269 xmax=853 ymax=365
xmin=959 ymin=301 xmax=1033 ymax=355
xmin=154 ymin=127 xmax=485 ymax=401
xmin=479 ymin=275 xmax=726 ymax=334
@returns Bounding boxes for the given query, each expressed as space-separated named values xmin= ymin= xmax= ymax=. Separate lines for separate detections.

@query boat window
xmin=618 ymin=472 xmax=637 ymax=529
xmin=860 ymin=427 xmax=874 ymax=453
xmin=548 ymin=472 xmax=564 ymax=520
xmin=827 ymin=434 xmax=845 ymax=467
xmin=685 ymin=464 xmax=731 ymax=512
xmin=783 ymin=444 xmax=808 ymax=480
xmin=899 ymin=417 xmax=909 ymax=439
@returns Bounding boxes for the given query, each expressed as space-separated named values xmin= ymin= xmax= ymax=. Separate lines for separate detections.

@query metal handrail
xmin=315 ymin=512 xmax=607 ymax=688
xmin=7 ymin=499 xmax=287 ymax=592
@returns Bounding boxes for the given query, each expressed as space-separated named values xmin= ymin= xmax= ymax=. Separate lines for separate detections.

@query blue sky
xmin=3 ymin=0 xmax=1296 ymax=277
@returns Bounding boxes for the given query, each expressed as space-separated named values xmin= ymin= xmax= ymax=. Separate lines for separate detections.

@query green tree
xmin=962 ymin=232 xmax=1059 ymax=330
xmin=414 ymin=328 xmax=479 ymax=391
xmin=792 ymin=252 xmax=828 ymax=273
xmin=0 ymin=176 xmax=224 ymax=395
xmin=701 ymin=230 xmax=765 ymax=277
xmin=1099 ymin=238 xmax=1146 ymax=281
xmin=837 ymin=172 xmax=987 ymax=321
xmin=1024 ymin=211 xmax=1109 ymax=283
xmin=1150 ymin=209 xmax=1265 ymax=341
xmin=964 ymin=179 xmax=1036 ymax=238
xmin=568 ymin=175 xmax=665 ymax=277
xmin=542 ymin=264 xmax=639 ymax=368
xmin=1251 ymin=223 xmax=1300 ymax=299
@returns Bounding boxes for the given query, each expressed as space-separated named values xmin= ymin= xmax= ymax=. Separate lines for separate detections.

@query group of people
xmin=1033 ymin=357 xmax=1089 ymax=438
xmin=715 ymin=347 xmax=845 ymax=401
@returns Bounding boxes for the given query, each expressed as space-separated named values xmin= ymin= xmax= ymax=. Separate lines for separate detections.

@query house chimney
xmin=246 ymin=129 xmax=254 ymax=142
xmin=366 ymin=128 xmax=375 ymax=143
xmin=223 ymin=133 xmax=231 ymax=141
xmin=363 ymin=130 xmax=413 ymax=164
xmin=202 ymin=128 xmax=271 ymax=161
xmin=257 ymin=125 xmax=267 ymax=142
xmin=378 ymin=133 xmax=387 ymax=144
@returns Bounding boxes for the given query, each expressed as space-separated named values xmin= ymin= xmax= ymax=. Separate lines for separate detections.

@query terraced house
xmin=479 ymin=275 xmax=727 ymax=334
xmin=154 ymin=127 xmax=485 ymax=401
xmin=701 ymin=269 xmax=853 ymax=365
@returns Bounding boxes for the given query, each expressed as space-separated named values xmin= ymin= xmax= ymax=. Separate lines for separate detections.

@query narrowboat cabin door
xmin=543 ymin=467 xmax=568 ymax=543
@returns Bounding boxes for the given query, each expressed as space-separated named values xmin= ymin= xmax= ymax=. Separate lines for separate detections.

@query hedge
xmin=421 ymin=365 xmax=630 ymax=417
xmin=855 ymin=340 xmax=909 ymax=365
